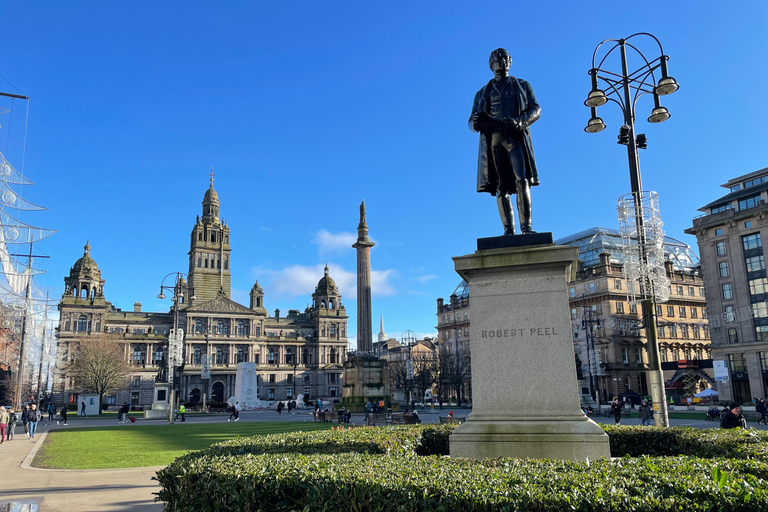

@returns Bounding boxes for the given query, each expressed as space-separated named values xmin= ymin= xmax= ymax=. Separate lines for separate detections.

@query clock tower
xmin=188 ymin=171 xmax=231 ymax=304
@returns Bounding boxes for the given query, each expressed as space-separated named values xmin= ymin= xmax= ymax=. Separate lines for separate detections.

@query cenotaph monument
xmin=234 ymin=362 xmax=259 ymax=409
xmin=449 ymin=48 xmax=610 ymax=461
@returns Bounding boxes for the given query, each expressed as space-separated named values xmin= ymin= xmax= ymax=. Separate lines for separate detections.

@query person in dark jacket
xmin=58 ymin=405 xmax=68 ymax=425
xmin=638 ymin=399 xmax=653 ymax=426
xmin=610 ymin=399 xmax=622 ymax=425
xmin=7 ymin=408 xmax=17 ymax=440
xmin=756 ymin=398 xmax=767 ymax=425
xmin=20 ymin=405 xmax=30 ymax=438
xmin=28 ymin=404 xmax=42 ymax=439
xmin=721 ymin=403 xmax=747 ymax=429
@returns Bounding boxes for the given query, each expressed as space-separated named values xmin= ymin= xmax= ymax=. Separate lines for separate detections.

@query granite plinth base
xmin=449 ymin=414 xmax=611 ymax=461
xmin=477 ymin=232 xmax=553 ymax=251
xmin=450 ymin=243 xmax=610 ymax=461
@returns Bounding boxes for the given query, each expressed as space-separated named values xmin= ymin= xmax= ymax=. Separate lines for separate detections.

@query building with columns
xmin=686 ymin=167 xmax=768 ymax=403
xmin=53 ymin=178 xmax=348 ymax=408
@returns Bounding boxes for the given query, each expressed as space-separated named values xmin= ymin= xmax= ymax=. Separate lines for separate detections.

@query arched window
xmin=193 ymin=347 xmax=201 ymax=365
xmin=237 ymin=347 xmax=245 ymax=363
xmin=268 ymin=348 xmax=276 ymax=364
xmin=77 ymin=315 xmax=88 ymax=332
xmin=329 ymin=300 xmax=334 ymax=310
xmin=81 ymin=287 xmax=88 ymax=298
xmin=238 ymin=321 xmax=246 ymax=336
xmin=216 ymin=347 xmax=224 ymax=365
xmin=330 ymin=348 xmax=338 ymax=364
xmin=285 ymin=348 xmax=293 ymax=365
xmin=195 ymin=319 xmax=203 ymax=334
xmin=329 ymin=324 xmax=336 ymax=337
xmin=302 ymin=348 xmax=310 ymax=365
xmin=197 ymin=255 xmax=202 ymax=267
xmin=224 ymin=258 xmax=229 ymax=270
xmin=132 ymin=347 xmax=143 ymax=364
xmin=205 ymin=258 xmax=209 ymax=268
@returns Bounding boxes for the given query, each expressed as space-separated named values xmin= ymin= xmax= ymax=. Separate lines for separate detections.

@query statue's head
xmin=489 ymin=48 xmax=512 ymax=74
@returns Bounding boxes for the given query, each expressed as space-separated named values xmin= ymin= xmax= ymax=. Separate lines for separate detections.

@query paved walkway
xmin=1 ymin=410 xmax=765 ymax=511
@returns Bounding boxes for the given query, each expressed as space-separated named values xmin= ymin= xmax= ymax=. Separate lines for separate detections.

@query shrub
xmin=155 ymin=425 xmax=768 ymax=511
xmin=603 ymin=425 xmax=768 ymax=459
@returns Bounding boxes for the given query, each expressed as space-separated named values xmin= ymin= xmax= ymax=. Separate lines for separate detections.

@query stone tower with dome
xmin=188 ymin=173 xmax=231 ymax=304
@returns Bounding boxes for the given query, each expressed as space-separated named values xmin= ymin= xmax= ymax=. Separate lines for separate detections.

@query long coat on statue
xmin=470 ymin=76 xmax=540 ymax=196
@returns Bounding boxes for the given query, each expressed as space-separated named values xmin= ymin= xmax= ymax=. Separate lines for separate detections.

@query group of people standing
xmin=0 ymin=404 xmax=44 ymax=444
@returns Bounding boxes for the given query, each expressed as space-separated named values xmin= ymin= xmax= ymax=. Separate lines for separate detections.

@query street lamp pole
xmin=158 ymin=272 xmax=195 ymax=424
xmin=581 ymin=307 xmax=601 ymax=407
xmin=584 ymin=33 xmax=679 ymax=427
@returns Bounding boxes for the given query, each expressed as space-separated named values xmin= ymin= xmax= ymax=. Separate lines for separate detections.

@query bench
xmin=439 ymin=416 xmax=465 ymax=424
xmin=314 ymin=411 xmax=339 ymax=423
xmin=390 ymin=413 xmax=405 ymax=425
xmin=367 ymin=413 xmax=389 ymax=426
xmin=403 ymin=413 xmax=421 ymax=424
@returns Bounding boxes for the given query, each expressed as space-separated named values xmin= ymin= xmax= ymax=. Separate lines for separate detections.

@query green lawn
xmin=35 ymin=421 xmax=334 ymax=470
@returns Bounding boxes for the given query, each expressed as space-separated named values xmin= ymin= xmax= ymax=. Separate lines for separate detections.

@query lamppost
xmin=581 ymin=307 xmax=601 ymax=407
xmin=584 ymin=33 xmax=679 ymax=427
xmin=157 ymin=272 xmax=195 ymax=424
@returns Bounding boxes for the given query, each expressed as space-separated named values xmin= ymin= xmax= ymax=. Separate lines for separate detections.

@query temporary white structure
xmin=694 ymin=388 xmax=719 ymax=398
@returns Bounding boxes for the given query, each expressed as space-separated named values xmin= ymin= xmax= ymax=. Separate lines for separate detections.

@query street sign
xmin=713 ymin=360 xmax=729 ymax=382
xmin=201 ymin=354 xmax=211 ymax=379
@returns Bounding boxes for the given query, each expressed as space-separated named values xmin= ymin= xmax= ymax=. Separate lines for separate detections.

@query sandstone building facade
xmin=686 ymin=167 xmax=768 ymax=403
xmin=53 ymin=179 xmax=348 ymax=408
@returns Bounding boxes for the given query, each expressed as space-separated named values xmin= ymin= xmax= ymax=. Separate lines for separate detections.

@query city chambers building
xmin=52 ymin=179 xmax=348 ymax=408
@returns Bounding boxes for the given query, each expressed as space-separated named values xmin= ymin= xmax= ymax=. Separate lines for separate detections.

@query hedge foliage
xmin=156 ymin=425 xmax=768 ymax=512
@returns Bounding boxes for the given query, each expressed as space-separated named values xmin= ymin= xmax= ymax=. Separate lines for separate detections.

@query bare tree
xmin=387 ymin=355 xmax=409 ymax=399
xmin=412 ymin=353 xmax=436 ymax=404
xmin=439 ymin=340 xmax=471 ymax=406
xmin=64 ymin=335 xmax=131 ymax=413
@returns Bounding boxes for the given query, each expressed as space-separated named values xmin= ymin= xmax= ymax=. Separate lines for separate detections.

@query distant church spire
xmin=378 ymin=312 xmax=387 ymax=342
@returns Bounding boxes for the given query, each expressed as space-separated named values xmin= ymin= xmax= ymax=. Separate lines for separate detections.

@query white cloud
xmin=311 ymin=230 xmax=356 ymax=255
xmin=260 ymin=226 xmax=274 ymax=233
xmin=414 ymin=274 xmax=437 ymax=284
xmin=251 ymin=263 xmax=397 ymax=300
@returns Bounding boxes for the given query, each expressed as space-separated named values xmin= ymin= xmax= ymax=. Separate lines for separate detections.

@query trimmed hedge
xmin=603 ymin=425 xmax=768 ymax=459
xmin=156 ymin=425 xmax=768 ymax=511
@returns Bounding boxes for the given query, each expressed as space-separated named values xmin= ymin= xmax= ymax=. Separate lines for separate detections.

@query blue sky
xmin=0 ymin=3 xmax=766 ymax=348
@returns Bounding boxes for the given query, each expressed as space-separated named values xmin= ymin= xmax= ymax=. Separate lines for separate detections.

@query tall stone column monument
xmin=352 ymin=200 xmax=374 ymax=353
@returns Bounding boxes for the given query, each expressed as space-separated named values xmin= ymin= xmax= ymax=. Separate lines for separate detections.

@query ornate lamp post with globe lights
xmin=157 ymin=272 xmax=195 ymax=424
xmin=584 ymin=33 xmax=680 ymax=426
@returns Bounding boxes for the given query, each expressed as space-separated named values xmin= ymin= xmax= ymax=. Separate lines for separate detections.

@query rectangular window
xmin=722 ymin=283 xmax=733 ymax=300
xmin=717 ymin=241 xmax=727 ymax=256
xmin=130 ymin=392 xmax=140 ymax=405
xmin=569 ymin=288 xmax=575 ymax=297
xmin=746 ymin=255 xmax=766 ymax=273
xmin=131 ymin=377 xmax=140 ymax=388
xmin=629 ymin=303 xmax=637 ymax=314
xmin=715 ymin=228 xmax=723 ymax=236
xmin=329 ymin=387 xmax=337 ymax=397
xmin=670 ymin=325 xmax=678 ymax=338
xmin=728 ymin=329 xmax=739 ymax=343
xmin=757 ymin=326 xmax=768 ymax=341
xmin=286 ymin=388 xmax=293 ymax=399
xmin=658 ymin=325 xmax=666 ymax=338
xmin=745 ymin=221 xmax=753 ymax=228
xmin=286 ymin=374 xmax=293 ymax=384
xmin=636 ymin=348 xmax=642 ymax=364
xmin=667 ymin=306 xmax=675 ymax=317
xmin=268 ymin=389 xmax=275 ymax=400
xmin=749 ymin=278 xmax=768 ymax=295
xmin=304 ymin=387 xmax=311 ymax=397
xmin=682 ymin=326 xmax=689 ymax=339
xmin=616 ymin=302 xmax=625 ymax=314
xmin=614 ymin=279 xmax=622 ymax=290
xmin=328 ymin=373 xmax=338 ymax=383
xmin=656 ymin=305 xmax=662 ymax=316
xmin=676 ymin=285 xmax=684 ymax=295
xmin=269 ymin=374 xmax=276 ymax=383
xmin=693 ymin=326 xmax=701 ymax=339
xmin=589 ymin=283 xmax=595 ymax=293
xmin=691 ymin=308 xmax=698 ymax=319
xmin=728 ymin=353 xmax=748 ymax=373
xmin=622 ymin=348 xmax=628 ymax=363
xmin=739 ymin=195 xmax=761 ymax=211
xmin=753 ymin=302 xmax=768 ymax=318
xmin=304 ymin=374 xmax=311 ymax=383
xmin=743 ymin=233 xmax=763 ymax=251
xmin=702 ymin=308 xmax=708 ymax=318
xmin=719 ymin=262 xmax=729 ymax=278
xmin=688 ymin=286 xmax=695 ymax=296
xmin=678 ymin=307 xmax=686 ymax=318
xmin=725 ymin=305 xmax=735 ymax=323
xmin=700 ymin=287 xmax=706 ymax=297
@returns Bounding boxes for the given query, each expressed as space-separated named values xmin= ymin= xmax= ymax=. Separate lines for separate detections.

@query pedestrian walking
xmin=610 ymin=398 xmax=622 ymax=425
xmin=21 ymin=405 xmax=30 ymax=438
xmin=120 ymin=403 xmax=130 ymax=423
xmin=276 ymin=401 xmax=283 ymax=415
xmin=48 ymin=404 xmax=55 ymax=422
xmin=79 ymin=401 xmax=86 ymax=417
xmin=234 ymin=402 xmax=240 ymax=421
xmin=59 ymin=405 xmax=68 ymax=425
xmin=228 ymin=404 xmax=237 ymax=421
xmin=0 ymin=406 xmax=9 ymax=444
xmin=638 ymin=399 xmax=653 ymax=426
xmin=756 ymin=398 xmax=767 ymax=425
xmin=28 ymin=404 xmax=42 ymax=440
xmin=179 ymin=404 xmax=186 ymax=422
xmin=7 ymin=408 xmax=17 ymax=440
xmin=364 ymin=401 xmax=371 ymax=421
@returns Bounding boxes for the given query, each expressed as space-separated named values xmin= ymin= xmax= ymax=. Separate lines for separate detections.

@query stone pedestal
xmin=235 ymin=362 xmax=259 ymax=409
xmin=145 ymin=383 xmax=171 ymax=419
xmin=341 ymin=355 xmax=389 ymax=412
xmin=449 ymin=242 xmax=610 ymax=461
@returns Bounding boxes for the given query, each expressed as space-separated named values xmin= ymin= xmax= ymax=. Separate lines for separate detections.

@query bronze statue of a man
xmin=470 ymin=48 xmax=541 ymax=235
